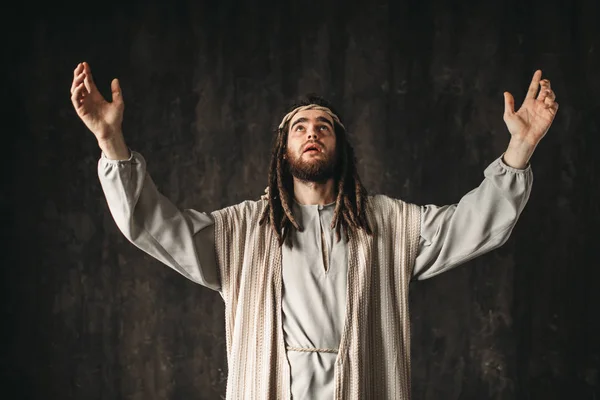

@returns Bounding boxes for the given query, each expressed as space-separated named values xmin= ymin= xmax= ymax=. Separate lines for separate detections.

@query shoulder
xmin=366 ymin=194 xmax=421 ymax=238
xmin=212 ymin=198 xmax=267 ymax=217
xmin=366 ymin=194 xmax=421 ymax=223
xmin=211 ymin=199 xmax=273 ymax=246
xmin=367 ymin=194 xmax=414 ymax=211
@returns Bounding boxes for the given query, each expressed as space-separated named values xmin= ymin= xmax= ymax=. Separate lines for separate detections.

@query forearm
xmin=413 ymin=155 xmax=533 ymax=280
xmin=98 ymin=133 xmax=130 ymax=160
xmin=502 ymin=136 xmax=537 ymax=169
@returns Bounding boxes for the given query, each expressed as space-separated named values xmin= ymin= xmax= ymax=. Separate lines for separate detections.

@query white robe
xmin=98 ymin=150 xmax=532 ymax=398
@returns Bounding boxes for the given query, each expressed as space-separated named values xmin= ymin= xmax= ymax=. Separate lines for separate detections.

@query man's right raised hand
xmin=71 ymin=62 xmax=129 ymax=159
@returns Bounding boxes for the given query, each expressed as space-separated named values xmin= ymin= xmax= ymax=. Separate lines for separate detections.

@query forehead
xmin=290 ymin=109 xmax=333 ymax=125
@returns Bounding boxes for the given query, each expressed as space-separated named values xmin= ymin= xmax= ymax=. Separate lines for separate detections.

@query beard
xmin=286 ymin=146 xmax=337 ymax=183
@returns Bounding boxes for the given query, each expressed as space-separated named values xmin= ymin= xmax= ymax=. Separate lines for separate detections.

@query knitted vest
xmin=211 ymin=194 xmax=421 ymax=399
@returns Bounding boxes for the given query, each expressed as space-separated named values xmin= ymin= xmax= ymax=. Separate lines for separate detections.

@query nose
xmin=307 ymin=125 xmax=319 ymax=140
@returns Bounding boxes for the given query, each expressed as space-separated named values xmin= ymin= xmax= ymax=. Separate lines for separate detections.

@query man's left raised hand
xmin=501 ymin=70 xmax=559 ymax=169
xmin=503 ymin=69 xmax=559 ymax=147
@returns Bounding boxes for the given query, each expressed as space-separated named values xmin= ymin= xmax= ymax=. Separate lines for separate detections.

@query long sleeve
xmin=412 ymin=155 xmax=533 ymax=280
xmin=98 ymin=150 xmax=220 ymax=291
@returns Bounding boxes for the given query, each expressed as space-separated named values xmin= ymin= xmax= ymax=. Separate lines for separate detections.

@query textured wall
xmin=5 ymin=0 xmax=599 ymax=398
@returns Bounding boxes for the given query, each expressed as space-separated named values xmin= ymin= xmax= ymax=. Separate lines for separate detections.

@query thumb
xmin=503 ymin=91 xmax=515 ymax=116
xmin=111 ymin=78 xmax=123 ymax=104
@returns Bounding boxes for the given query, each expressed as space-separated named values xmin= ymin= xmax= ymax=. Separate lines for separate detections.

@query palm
xmin=78 ymin=89 xmax=122 ymax=138
xmin=71 ymin=62 xmax=124 ymax=141
xmin=503 ymin=70 xmax=559 ymax=146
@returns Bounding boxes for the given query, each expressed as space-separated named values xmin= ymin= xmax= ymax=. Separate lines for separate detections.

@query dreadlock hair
xmin=258 ymin=94 xmax=373 ymax=246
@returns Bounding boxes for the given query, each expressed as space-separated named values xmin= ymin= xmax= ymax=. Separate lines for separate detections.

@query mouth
xmin=303 ymin=143 xmax=322 ymax=154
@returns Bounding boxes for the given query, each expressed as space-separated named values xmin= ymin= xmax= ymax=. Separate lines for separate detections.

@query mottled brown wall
xmin=4 ymin=0 xmax=599 ymax=398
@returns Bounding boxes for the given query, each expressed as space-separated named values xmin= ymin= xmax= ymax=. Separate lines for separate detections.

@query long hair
xmin=258 ymin=95 xmax=373 ymax=245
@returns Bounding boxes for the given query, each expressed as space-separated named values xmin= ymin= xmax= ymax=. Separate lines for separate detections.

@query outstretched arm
xmin=413 ymin=70 xmax=557 ymax=280
xmin=413 ymin=157 xmax=532 ymax=280
xmin=98 ymin=151 xmax=220 ymax=290
xmin=72 ymin=62 xmax=220 ymax=290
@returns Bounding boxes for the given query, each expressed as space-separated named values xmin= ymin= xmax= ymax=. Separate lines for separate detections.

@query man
xmin=71 ymin=61 xmax=558 ymax=399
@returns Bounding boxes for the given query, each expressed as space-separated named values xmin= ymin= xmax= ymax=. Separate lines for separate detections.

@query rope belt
xmin=286 ymin=346 xmax=339 ymax=354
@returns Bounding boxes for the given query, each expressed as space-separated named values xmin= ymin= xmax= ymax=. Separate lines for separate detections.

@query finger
xmin=540 ymin=79 xmax=551 ymax=90
xmin=83 ymin=62 xmax=94 ymax=82
xmin=82 ymin=62 xmax=98 ymax=93
xmin=538 ymin=89 xmax=551 ymax=102
xmin=547 ymin=102 xmax=559 ymax=117
xmin=70 ymin=71 xmax=86 ymax=95
xmin=525 ymin=69 xmax=543 ymax=99
xmin=536 ymin=79 xmax=552 ymax=100
xmin=73 ymin=62 xmax=83 ymax=79
xmin=544 ymin=96 xmax=556 ymax=108
xmin=111 ymin=78 xmax=123 ymax=104
xmin=83 ymin=73 xmax=93 ymax=95
xmin=503 ymin=92 xmax=515 ymax=115
xmin=70 ymin=81 xmax=87 ymax=109
xmin=71 ymin=81 xmax=87 ymax=101
xmin=541 ymin=87 xmax=557 ymax=107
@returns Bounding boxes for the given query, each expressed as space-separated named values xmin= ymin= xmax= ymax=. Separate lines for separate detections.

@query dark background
xmin=4 ymin=0 xmax=599 ymax=398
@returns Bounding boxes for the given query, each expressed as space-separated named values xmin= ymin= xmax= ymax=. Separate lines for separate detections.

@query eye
xmin=295 ymin=125 xmax=305 ymax=131
xmin=319 ymin=125 xmax=329 ymax=131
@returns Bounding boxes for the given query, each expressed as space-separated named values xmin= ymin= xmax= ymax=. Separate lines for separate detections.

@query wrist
xmin=503 ymin=137 xmax=536 ymax=169
xmin=98 ymin=134 xmax=130 ymax=160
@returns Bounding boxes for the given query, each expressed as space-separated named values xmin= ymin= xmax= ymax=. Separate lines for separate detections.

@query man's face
xmin=285 ymin=109 xmax=337 ymax=183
